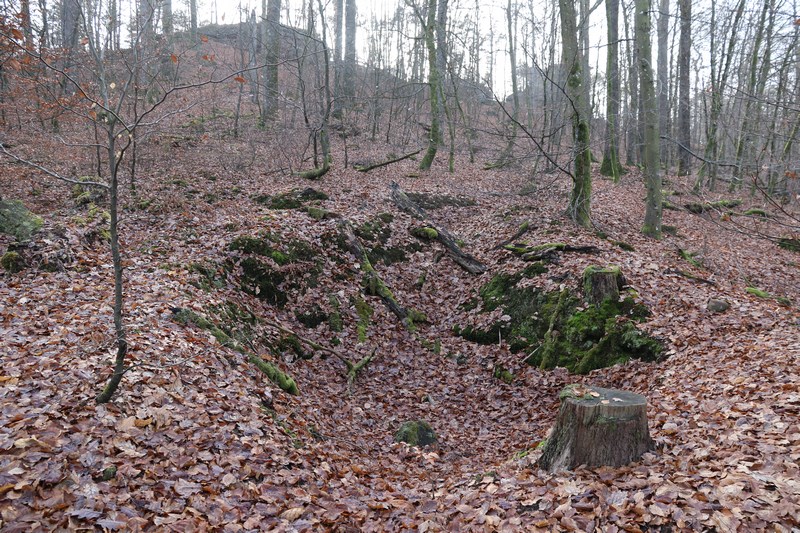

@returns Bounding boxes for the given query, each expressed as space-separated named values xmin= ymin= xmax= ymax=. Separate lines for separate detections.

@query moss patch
xmin=778 ymin=238 xmax=800 ymax=253
xmin=354 ymin=296 xmax=373 ymax=343
xmin=405 ymin=192 xmax=476 ymax=210
xmin=254 ymin=187 xmax=329 ymax=209
xmin=171 ymin=307 xmax=298 ymax=394
xmin=0 ymin=199 xmax=43 ymax=241
xmin=228 ymin=232 xmax=321 ymax=307
xmin=394 ymin=420 xmax=437 ymax=446
xmin=1 ymin=251 xmax=25 ymax=273
xmin=457 ymin=267 xmax=660 ymax=374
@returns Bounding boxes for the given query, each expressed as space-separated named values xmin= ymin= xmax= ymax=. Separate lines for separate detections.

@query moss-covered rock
xmin=0 ymin=199 xmax=43 ymax=241
xmin=1 ymin=251 xmax=25 ymax=273
xmin=394 ymin=420 xmax=437 ymax=446
xmin=71 ymin=177 xmax=108 ymax=206
xmin=410 ymin=226 xmax=439 ymax=240
xmin=457 ymin=266 xmax=661 ymax=374
xmin=295 ymin=304 xmax=329 ymax=329
xmin=228 ymin=232 xmax=321 ymax=306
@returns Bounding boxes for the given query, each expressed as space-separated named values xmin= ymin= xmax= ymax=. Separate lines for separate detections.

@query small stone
xmin=707 ymin=298 xmax=730 ymax=313
xmin=394 ymin=420 xmax=437 ymax=447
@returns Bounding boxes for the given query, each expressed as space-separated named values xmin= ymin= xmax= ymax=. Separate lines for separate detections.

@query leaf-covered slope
xmin=1 ymin=141 xmax=799 ymax=530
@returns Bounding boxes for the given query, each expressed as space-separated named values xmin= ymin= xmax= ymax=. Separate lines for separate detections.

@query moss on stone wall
xmin=456 ymin=267 xmax=661 ymax=374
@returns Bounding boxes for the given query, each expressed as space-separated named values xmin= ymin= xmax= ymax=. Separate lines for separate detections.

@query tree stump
xmin=583 ymin=265 xmax=624 ymax=306
xmin=538 ymin=384 xmax=654 ymax=471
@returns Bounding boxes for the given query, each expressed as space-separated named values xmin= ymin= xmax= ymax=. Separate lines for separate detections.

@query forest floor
xmin=1 ymin=130 xmax=799 ymax=531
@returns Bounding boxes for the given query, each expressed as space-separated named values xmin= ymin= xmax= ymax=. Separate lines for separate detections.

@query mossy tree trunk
xmin=538 ymin=385 xmax=654 ymax=471
xmin=558 ymin=0 xmax=592 ymax=228
xmin=419 ymin=0 xmax=443 ymax=170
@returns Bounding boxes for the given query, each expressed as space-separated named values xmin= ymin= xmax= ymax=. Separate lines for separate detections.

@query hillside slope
xmin=1 ymin=144 xmax=799 ymax=530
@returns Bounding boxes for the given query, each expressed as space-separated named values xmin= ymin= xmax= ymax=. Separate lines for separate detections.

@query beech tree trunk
xmin=538 ymin=385 xmax=654 ymax=471
xmin=558 ymin=0 xmax=592 ymax=228
xmin=637 ymin=0 xmax=662 ymax=238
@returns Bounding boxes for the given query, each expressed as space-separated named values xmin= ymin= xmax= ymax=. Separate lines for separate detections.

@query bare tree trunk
xmin=733 ymin=0 xmax=774 ymax=191
xmin=190 ymin=0 xmax=197 ymax=39
xmin=600 ymin=0 xmax=622 ymax=181
xmin=697 ymin=0 xmax=744 ymax=190
xmin=657 ymin=0 xmax=669 ymax=170
xmin=624 ymin=2 xmax=639 ymax=166
xmin=419 ymin=0 xmax=443 ymax=170
xmin=261 ymin=0 xmax=281 ymax=123
xmin=676 ymin=0 xmax=691 ymax=176
xmin=637 ymin=0 xmax=662 ymax=238
xmin=332 ymin=0 xmax=343 ymax=118
xmin=343 ymin=0 xmax=356 ymax=106
xmin=559 ymin=0 xmax=592 ymax=227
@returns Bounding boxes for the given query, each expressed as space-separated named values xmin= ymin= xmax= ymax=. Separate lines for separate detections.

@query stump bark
xmin=583 ymin=265 xmax=624 ymax=306
xmin=538 ymin=384 xmax=653 ymax=471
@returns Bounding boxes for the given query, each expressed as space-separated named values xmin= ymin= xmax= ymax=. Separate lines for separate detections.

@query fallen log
xmin=492 ymin=220 xmax=534 ymax=250
xmin=389 ymin=181 xmax=486 ymax=274
xmin=354 ymin=149 xmax=422 ymax=172
xmin=339 ymin=220 xmax=427 ymax=327
xmin=504 ymin=242 xmax=599 ymax=262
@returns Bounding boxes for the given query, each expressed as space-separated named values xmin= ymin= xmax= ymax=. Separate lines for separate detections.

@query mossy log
xmin=171 ymin=308 xmax=298 ymax=395
xmin=339 ymin=219 xmax=411 ymax=323
xmin=505 ymin=242 xmax=599 ymax=262
xmin=537 ymin=384 xmax=654 ymax=471
xmin=389 ymin=181 xmax=487 ymax=274
xmin=492 ymin=220 xmax=533 ymax=250
xmin=583 ymin=265 xmax=623 ymax=306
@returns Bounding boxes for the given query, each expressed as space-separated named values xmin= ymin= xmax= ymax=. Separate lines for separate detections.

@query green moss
xmin=354 ymin=296 xmax=373 ymax=343
xmin=295 ymin=304 xmax=329 ymax=329
xmin=228 ymin=233 xmax=321 ymax=305
xmin=356 ymin=215 xmax=393 ymax=243
xmin=0 ymin=199 xmax=43 ymax=241
xmin=189 ymin=261 xmax=225 ymax=291
xmin=1 ymin=251 xmax=24 ymax=273
xmin=328 ymin=295 xmax=344 ymax=332
xmin=493 ymin=365 xmax=515 ymax=384
xmin=410 ymin=226 xmax=439 ymax=240
xmin=778 ymin=238 xmax=800 ymax=252
xmin=662 ymin=225 xmax=679 ymax=236
xmin=405 ymin=192 xmax=476 ymax=210
xmin=678 ymin=249 xmax=702 ymax=268
xmin=394 ymin=420 xmax=437 ymax=446
xmin=458 ymin=267 xmax=660 ymax=374
xmin=743 ymin=208 xmax=768 ymax=217
xmin=746 ymin=286 xmax=771 ymax=298
xmin=305 ymin=207 xmax=329 ymax=220
xmin=172 ymin=307 xmax=298 ymax=394
xmin=255 ymin=188 xmax=329 ymax=210
xmin=611 ymin=240 xmax=635 ymax=252
xmin=276 ymin=334 xmax=312 ymax=360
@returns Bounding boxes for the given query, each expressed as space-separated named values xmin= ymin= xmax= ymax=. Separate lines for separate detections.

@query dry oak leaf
xmin=280 ymin=506 xmax=305 ymax=521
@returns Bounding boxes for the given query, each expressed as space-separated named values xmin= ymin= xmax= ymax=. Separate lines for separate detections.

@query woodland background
xmin=0 ymin=0 xmax=799 ymax=530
